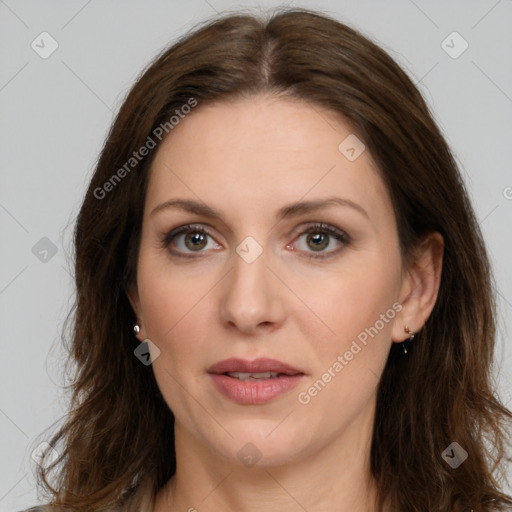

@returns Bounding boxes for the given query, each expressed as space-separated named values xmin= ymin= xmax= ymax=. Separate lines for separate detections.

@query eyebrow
xmin=150 ymin=196 xmax=369 ymax=222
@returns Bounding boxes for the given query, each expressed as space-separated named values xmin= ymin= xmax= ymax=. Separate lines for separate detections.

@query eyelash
xmin=161 ymin=222 xmax=351 ymax=260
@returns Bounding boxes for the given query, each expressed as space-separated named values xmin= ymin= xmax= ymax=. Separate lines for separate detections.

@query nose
xmin=219 ymin=246 xmax=286 ymax=335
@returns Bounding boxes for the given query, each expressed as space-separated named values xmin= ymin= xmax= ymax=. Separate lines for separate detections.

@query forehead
xmin=145 ymin=94 xmax=392 ymax=227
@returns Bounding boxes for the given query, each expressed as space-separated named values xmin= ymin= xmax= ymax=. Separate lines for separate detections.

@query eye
xmin=162 ymin=224 xmax=220 ymax=257
xmin=161 ymin=222 xmax=350 ymax=259
xmin=292 ymin=223 xmax=350 ymax=259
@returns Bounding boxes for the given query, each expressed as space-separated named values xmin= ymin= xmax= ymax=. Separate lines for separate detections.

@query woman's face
xmin=129 ymin=94 xmax=413 ymax=468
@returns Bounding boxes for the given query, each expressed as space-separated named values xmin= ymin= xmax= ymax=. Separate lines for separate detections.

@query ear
xmin=391 ymin=231 xmax=444 ymax=343
xmin=125 ymin=282 xmax=147 ymax=342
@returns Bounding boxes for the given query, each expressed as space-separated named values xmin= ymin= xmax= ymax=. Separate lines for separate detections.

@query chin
xmin=207 ymin=422 xmax=312 ymax=469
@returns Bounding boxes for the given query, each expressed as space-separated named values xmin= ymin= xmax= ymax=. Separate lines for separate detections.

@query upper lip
xmin=207 ymin=357 xmax=305 ymax=375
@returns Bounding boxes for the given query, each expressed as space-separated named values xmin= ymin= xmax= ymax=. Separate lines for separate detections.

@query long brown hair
xmin=32 ymin=7 xmax=512 ymax=511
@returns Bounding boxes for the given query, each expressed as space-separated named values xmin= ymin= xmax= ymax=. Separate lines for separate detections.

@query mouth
xmin=207 ymin=358 xmax=305 ymax=405
xmin=207 ymin=357 xmax=305 ymax=377
xmin=223 ymin=371 xmax=296 ymax=381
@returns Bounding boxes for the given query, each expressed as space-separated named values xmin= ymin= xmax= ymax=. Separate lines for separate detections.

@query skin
xmin=127 ymin=93 xmax=443 ymax=512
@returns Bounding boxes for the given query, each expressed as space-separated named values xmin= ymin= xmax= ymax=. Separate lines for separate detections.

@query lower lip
xmin=209 ymin=373 xmax=304 ymax=405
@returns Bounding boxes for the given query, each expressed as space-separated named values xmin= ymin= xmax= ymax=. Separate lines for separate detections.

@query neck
xmin=155 ymin=403 xmax=379 ymax=512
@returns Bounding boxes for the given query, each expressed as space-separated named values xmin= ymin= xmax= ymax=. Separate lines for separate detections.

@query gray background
xmin=1 ymin=0 xmax=511 ymax=510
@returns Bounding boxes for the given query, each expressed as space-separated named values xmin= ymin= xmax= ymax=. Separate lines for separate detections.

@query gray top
xmin=17 ymin=508 xmax=51 ymax=512
xmin=16 ymin=475 xmax=156 ymax=512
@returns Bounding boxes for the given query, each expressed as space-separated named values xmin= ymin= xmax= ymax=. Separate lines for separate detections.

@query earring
xmin=403 ymin=325 xmax=415 ymax=354
xmin=133 ymin=324 xmax=140 ymax=335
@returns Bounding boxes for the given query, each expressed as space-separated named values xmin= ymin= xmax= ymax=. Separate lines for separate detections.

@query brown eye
xmin=305 ymin=232 xmax=329 ymax=251
xmin=162 ymin=225 xmax=219 ymax=256
xmin=162 ymin=222 xmax=350 ymax=260
xmin=183 ymin=231 xmax=208 ymax=251
xmin=294 ymin=223 xmax=350 ymax=259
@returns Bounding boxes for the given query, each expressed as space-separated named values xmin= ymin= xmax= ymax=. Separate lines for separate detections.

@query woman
xmin=23 ymin=6 xmax=512 ymax=512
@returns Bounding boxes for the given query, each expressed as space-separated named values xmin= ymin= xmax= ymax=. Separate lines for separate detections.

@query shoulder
xmin=15 ymin=506 xmax=123 ymax=512
xmin=15 ymin=506 xmax=128 ymax=512
xmin=15 ymin=475 xmax=156 ymax=512
xmin=16 ymin=508 xmax=54 ymax=512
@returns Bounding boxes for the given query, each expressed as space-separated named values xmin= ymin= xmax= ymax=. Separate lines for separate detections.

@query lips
xmin=207 ymin=358 xmax=305 ymax=405
xmin=207 ymin=357 xmax=304 ymax=377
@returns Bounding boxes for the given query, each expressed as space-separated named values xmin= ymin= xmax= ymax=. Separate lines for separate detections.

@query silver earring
xmin=403 ymin=325 xmax=415 ymax=354
xmin=133 ymin=324 xmax=140 ymax=335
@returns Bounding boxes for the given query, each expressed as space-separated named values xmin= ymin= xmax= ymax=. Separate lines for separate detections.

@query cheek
xmin=304 ymin=253 xmax=401 ymax=341
xmin=296 ymin=251 xmax=402 ymax=410
xmin=136 ymin=249 xmax=209 ymax=364
xmin=137 ymin=240 xmax=212 ymax=333
xmin=136 ymin=252 xmax=211 ymax=416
